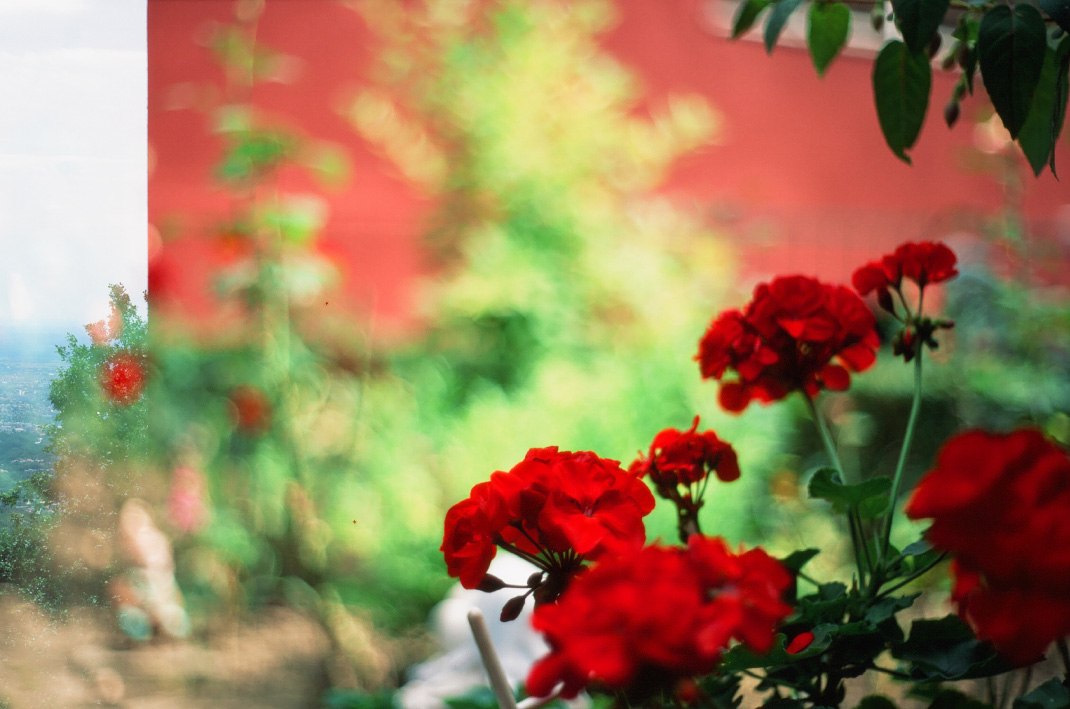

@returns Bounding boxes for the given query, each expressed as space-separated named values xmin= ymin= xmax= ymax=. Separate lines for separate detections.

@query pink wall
xmin=149 ymin=1 xmax=1069 ymax=336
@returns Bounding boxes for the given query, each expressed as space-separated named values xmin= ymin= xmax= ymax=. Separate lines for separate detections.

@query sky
xmin=0 ymin=0 xmax=146 ymax=334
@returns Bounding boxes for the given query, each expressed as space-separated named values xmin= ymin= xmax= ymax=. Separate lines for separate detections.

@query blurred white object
xmin=110 ymin=498 xmax=190 ymax=640
xmin=398 ymin=554 xmax=579 ymax=708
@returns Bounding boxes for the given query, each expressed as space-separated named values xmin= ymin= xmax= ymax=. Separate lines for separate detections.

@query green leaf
xmin=978 ymin=4 xmax=1048 ymax=138
xmin=765 ymin=0 xmax=806 ymax=53
xmin=1018 ymin=35 xmax=1070 ymax=176
xmin=1053 ymin=46 xmax=1070 ymax=176
xmin=1040 ymin=0 xmax=1070 ymax=34
xmin=734 ymin=0 xmax=774 ymax=38
xmin=953 ymin=15 xmax=981 ymax=94
xmin=863 ymin=593 xmax=920 ymax=627
xmin=858 ymin=696 xmax=900 ymax=709
xmin=900 ymin=538 xmax=933 ymax=557
xmin=929 ymin=689 xmax=996 ymax=709
xmin=808 ymin=468 xmax=892 ymax=517
xmin=893 ymin=615 xmax=1013 ymax=680
xmin=779 ymin=548 xmax=821 ymax=573
xmin=873 ymin=40 xmax=932 ymax=163
xmin=808 ymin=2 xmax=851 ymax=75
xmin=1014 ymin=678 xmax=1070 ymax=709
xmin=893 ymin=0 xmax=952 ymax=55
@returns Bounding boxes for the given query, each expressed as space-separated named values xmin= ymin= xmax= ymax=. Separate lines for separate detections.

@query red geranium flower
xmin=526 ymin=535 xmax=792 ymax=700
xmin=905 ymin=429 xmax=1070 ymax=663
xmin=631 ymin=416 xmax=740 ymax=488
xmin=853 ymin=242 xmax=957 ymax=362
xmin=630 ymin=417 xmax=740 ymax=542
xmin=441 ymin=447 xmax=655 ymax=610
xmin=100 ymin=351 xmax=146 ymax=405
xmin=852 ymin=241 xmax=958 ymax=299
xmin=696 ymin=275 xmax=878 ymax=412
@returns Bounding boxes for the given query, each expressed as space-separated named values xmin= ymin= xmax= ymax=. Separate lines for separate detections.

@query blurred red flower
xmin=697 ymin=275 xmax=878 ymax=412
xmin=441 ymin=447 xmax=655 ymax=597
xmin=526 ymin=535 xmax=792 ymax=700
xmin=852 ymin=241 xmax=958 ymax=301
xmin=228 ymin=385 xmax=272 ymax=433
xmin=100 ymin=352 xmax=146 ymax=405
xmin=168 ymin=465 xmax=208 ymax=534
xmin=86 ymin=305 xmax=124 ymax=345
xmin=905 ymin=429 xmax=1070 ymax=663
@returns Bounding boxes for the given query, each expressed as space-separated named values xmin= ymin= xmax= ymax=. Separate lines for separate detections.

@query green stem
xmin=805 ymin=393 xmax=870 ymax=587
xmin=880 ymin=304 xmax=926 ymax=566
xmin=875 ymin=551 xmax=947 ymax=599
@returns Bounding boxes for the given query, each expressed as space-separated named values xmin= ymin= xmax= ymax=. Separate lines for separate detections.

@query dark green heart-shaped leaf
xmin=1053 ymin=44 xmax=1070 ymax=175
xmin=1040 ymin=0 xmax=1070 ymax=33
xmin=1014 ymin=677 xmax=1070 ymax=709
xmin=893 ymin=0 xmax=952 ymax=55
xmin=978 ymin=4 xmax=1047 ymax=138
xmin=765 ymin=0 xmax=806 ymax=53
xmin=809 ymin=2 xmax=851 ymax=75
xmin=873 ymin=40 xmax=932 ymax=163
xmin=928 ymin=689 xmax=997 ymax=709
xmin=808 ymin=467 xmax=892 ymax=517
xmin=893 ymin=614 xmax=1013 ymax=680
xmin=734 ymin=0 xmax=775 ymax=38
xmin=779 ymin=548 xmax=821 ymax=573
xmin=858 ymin=697 xmax=899 ymax=709
xmin=1018 ymin=34 xmax=1070 ymax=176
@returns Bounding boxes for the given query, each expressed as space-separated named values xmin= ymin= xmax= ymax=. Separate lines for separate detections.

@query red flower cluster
xmin=853 ymin=241 xmax=958 ymax=303
xmin=441 ymin=447 xmax=655 ymax=596
xmin=99 ymin=351 xmax=146 ymax=405
xmin=526 ymin=535 xmax=792 ymax=700
xmin=697 ymin=275 xmax=879 ymax=412
xmin=853 ymin=241 xmax=957 ymax=362
xmin=905 ymin=429 xmax=1070 ymax=663
xmin=630 ymin=416 xmax=740 ymax=488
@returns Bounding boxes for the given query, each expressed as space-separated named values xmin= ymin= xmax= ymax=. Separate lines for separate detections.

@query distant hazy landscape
xmin=0 ymin=327 xmax=75 ymax=491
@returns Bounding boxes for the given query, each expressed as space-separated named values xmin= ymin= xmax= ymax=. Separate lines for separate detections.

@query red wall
xmin=149 ymin=0 xmax=1069 ymax=337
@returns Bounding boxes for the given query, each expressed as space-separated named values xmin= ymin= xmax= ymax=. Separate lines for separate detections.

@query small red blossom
xmin=228 ymin=385 xmax=272 ymax=433
xmin=905 ymin=429 xmax=1070 ymax=663
xmin=526 ymin=535 xmax=792 ymax=700
xmin=852 ymin=241 xmax=958 ymax=299
xmin=696 ymin=275 xmax=879 ymax=412
xmin=100 ymin=351 xmax=146 ymax=405
xmin=441 ymin=447 xmax=655 ymax=607
xmin=630 ymin=417 xmax=741 ymax=542
xmin=630 ymin=416 xmax=740 ymax=488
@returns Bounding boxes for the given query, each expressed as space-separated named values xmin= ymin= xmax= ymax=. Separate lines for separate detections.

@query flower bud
xmin=944 ymin=100 xmax=960 ymax=128
xmin=500 ymin=594 xmax=527 ymax=622
xmin=477 ymin=574 xmax=507 ymax=593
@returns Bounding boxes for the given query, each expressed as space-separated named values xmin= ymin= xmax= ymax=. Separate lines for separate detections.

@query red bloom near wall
xmin=852 ymin=241 xmax=958 ymax=302
xmin=526 ymin=535 xmax=792 ymax=700
xmin=696 ymin=275 xmax=879 ymax=412
xmin=99 ymin=352 xmax=147 ymax=405
xmin=906 ymin=429 xmax=1070 ymax=663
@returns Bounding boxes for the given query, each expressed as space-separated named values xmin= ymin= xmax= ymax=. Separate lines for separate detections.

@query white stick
xmin=467 ymin=608 xmax=519 ymax=709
